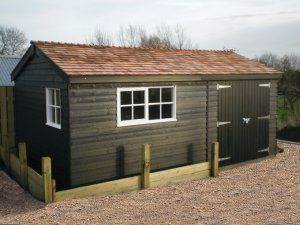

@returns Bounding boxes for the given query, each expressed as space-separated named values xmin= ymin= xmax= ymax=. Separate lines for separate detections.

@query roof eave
xmin=11 ymin=45 xmax=35 ymax=81
xmin=69 ymin=73 xmax=283 ymax=84
xmin=11 ymin=43 xmax=70 ymax=83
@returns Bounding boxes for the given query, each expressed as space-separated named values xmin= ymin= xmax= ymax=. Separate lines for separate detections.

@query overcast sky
xmin=1 ymin=0 xmax=300 ymax=58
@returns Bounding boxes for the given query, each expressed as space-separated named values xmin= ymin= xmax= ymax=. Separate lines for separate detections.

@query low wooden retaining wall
xmin=54 ymin=162 xmax=211 ymax=202
xmin=3 ymin=142 xmax=54 ymax=202
xmin=53 ymin=143 xmax=219 ymax=202
xmin=2 ymin=141 xmax=219 ymax=203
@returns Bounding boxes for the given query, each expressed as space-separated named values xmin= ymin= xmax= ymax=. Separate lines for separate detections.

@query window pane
xmin=49 ymin=89 xmax=55 ymax=105
xmin=50 ymin=107 xmax=55 ymax=123
xmin=149 ymin=88 xmax=160 ymax=103
xmin=162 ymin=104 xmax=172 ymax=118
xmin=56 ymin=108 xmax=61 ymax=124
xmin=149 ymin=105 xmax=160 ymax=120
xmin=55 ymin=90 xmax=61 ymax=106
xmin=134 ymin=106 xmax=145 ymax=119
xmin=133 ymin=91 xmax=145 ymax=104
xmin=121 ymin=91 xmax=132 ymax=105
xmin=121 ymin=107 xmax=132 ymax=121
xmin=162 ymin=88 xmax=172 ymax=102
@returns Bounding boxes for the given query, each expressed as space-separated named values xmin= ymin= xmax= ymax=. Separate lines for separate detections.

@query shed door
xmin=217 ymin=81 xmax=270 ymax=166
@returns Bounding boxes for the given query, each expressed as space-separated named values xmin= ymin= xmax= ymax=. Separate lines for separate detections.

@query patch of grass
xmin=277 ymin=96 xmax=300 ymax=130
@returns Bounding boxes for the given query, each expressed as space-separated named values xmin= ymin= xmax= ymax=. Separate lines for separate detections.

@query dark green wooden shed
xmin=11 ymin=41 xmax=282 ymax=190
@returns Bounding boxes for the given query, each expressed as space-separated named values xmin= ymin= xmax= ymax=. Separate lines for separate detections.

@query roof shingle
xmin=32 ymin=41 xmax=281 ymax=76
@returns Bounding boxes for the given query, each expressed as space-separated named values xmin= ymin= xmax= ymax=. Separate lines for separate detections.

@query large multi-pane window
xmin=117 ymin=86 xmax=176 ymax=126
xmin=46 ymin=88 xmax=61 ymax=129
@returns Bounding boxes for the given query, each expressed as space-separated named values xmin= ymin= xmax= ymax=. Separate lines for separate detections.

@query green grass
xmin=277 ymin=96 xmax=300 ymax=130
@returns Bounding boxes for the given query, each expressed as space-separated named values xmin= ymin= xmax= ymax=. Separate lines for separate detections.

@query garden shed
xmin=11 ymin=41 xmax=282 ymax=190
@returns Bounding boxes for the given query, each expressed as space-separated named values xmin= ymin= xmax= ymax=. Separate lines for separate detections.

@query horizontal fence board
xmin=28 ymin=166 xmax=44 ymax=201
xmin=55 ymin=175 xmax=141 ymax=201
xmin=150 ymin=162 xmax=210 ymax=187
xmin=56 ymin=162 xmax=210 ymax=202
xmin=0 ymin=145 xmax=5 ymax=164
xmin=10 ymin=153 xmax=21 ymax=183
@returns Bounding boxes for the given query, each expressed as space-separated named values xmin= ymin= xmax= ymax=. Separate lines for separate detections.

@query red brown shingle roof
xmin=32 ymin=41 xmax=281 ymax=76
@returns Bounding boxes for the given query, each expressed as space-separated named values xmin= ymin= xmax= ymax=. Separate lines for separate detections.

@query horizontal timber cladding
xmin=69 ymin=82 xmax=208 ymax=187
xmin=207 ymin=81 xmax=218 ymax=162
xmin=14 ymin=52 xmax=70 ymax=190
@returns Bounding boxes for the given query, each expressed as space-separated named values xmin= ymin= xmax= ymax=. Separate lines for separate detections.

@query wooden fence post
xmin=42 ymin=157 xmax=53 ymax=203
xmin=7 ymin=88 xmax=15 ymax=149
xmin=52 ymin=179 xmax=56 ymax=202
xmin=211 ymin=142 xmax=219 ymax=177
xmin=19 ymin=142 xmax=28 ymax=188
xmin=141 ymin=144 xmax=151 ymax=189
xmin=0 ymin=87 xmax=9 ymax=168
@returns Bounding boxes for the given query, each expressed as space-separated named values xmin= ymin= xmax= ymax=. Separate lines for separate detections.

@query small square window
xmin=134 ymin=106 xmax=145 ymax=119
xmin=162 ymin=104 xmax=172 ymax=118
xmin=46 ymin=88 xmax=61 ymax=129
xmin=149 ymin=105 xmax=160 ymax=120
xmin=162 ymin=88 xmax=172 ymax=102
xmin=133 ymin=91 xmax=145 ymax=104
xmin=121 ymin=91 xmax=132 ymax=105
xmin=149 ymin=88 xmax=160 ymax=103
xmin=121 ymin=107 xmax=132 ymax=120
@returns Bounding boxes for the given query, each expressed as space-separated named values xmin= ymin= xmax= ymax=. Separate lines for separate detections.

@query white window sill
xmin=46 ymin=122 xmax=62 ymax=129
xmin=117 ymin=118 xmax=177 ymax=127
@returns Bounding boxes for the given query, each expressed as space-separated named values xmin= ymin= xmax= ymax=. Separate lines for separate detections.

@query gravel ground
xmin=0 ymin=143 xmax=299 ymax=225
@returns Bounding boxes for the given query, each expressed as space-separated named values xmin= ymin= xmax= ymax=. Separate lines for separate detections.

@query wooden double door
xmin=217 ymin=80 xmax=270 ymax=166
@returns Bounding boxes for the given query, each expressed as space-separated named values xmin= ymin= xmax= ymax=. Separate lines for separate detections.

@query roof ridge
xmin=31 ymin=40 xmax=235 ymax=53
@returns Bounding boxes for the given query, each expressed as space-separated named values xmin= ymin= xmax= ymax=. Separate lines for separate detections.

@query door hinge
xmin=257 ymin=115 xmax=270 ymax=120
xmin=217 ymin=84 xmax=231 ymax=90
xmin=257 ymin=148 xmax=269 ymax=153
xmin=219 ymin=156 xmax=231 ymax=162
xmin=217 ymin=121 xmax=231 ymax=127
xmin=259 ymin=83 xmax=271 ymax=88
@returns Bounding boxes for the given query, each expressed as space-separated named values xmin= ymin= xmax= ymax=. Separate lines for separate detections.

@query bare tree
xmin=141 ymin=34 xmax=172 ymax=49
xmin=154 ymin=24 xmax=174 ymax=49
xmin=87 ymin=26 xmax=113 ymax=46
xmin=254 ymin=53 xmax=281 ymax=70
xmin=117 ymin=25 xmax=146 ymax=47
xmin=87 ymin=23 xmax=196 ymax=50
xmin=257 ymin=53 xmax=300 ymax=112
xmin=0 ymin=25 xmax=27 ymax=55
xmin=173 ymin=24 xmax=192 ymax=50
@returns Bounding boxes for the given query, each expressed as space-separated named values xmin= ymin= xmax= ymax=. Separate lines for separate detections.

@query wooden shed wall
xmin=207 ymin=81 xmax=218 ymax=162
xmin=14 ymin=53 xmax=70 ymax=190
xmin=69 ymin=82 xmax=208 ymax=187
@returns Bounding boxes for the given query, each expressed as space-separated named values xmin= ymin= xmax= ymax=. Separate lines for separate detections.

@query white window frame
xmin=117 ymin=86 xmax=177 ymax=127
xmin=45 ymin=87 xmax=61 ymax=129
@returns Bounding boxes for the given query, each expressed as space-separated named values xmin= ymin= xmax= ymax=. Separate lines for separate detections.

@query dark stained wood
xmin=207 ymin=81 xmax=218 ymax=162
xmin=14 ymin=52 xmax=70 ymax=190
xmin=69 ymin=82 xmax=208 ymax=187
